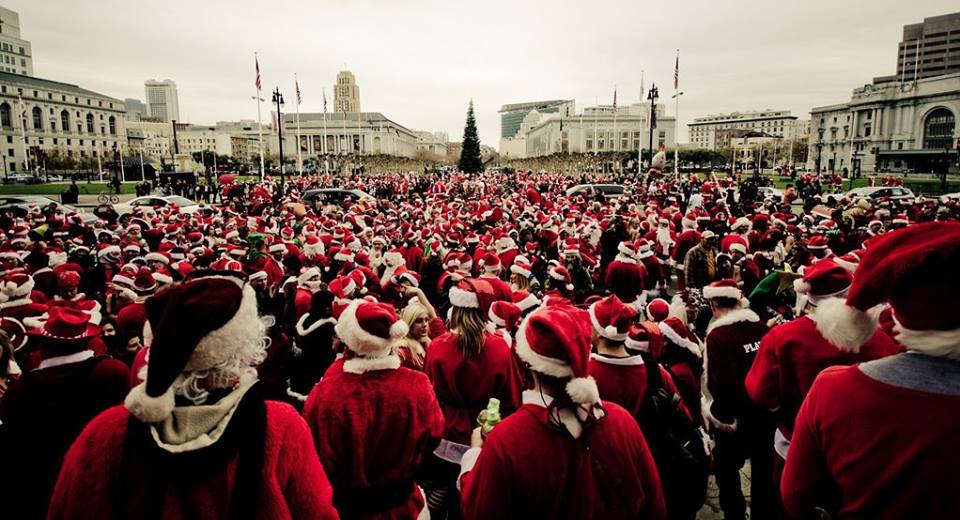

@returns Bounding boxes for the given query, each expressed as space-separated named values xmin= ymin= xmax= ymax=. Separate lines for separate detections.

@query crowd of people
xmin=0 ymin=166 xmax=958 ymax=519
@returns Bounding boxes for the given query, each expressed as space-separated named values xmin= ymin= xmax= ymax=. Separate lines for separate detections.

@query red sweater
xmin=425 ymin=331 xmax=521 ymax=445
xmin=745 ymin=315 xmax=901 ymax=438
xmin=782 ymin=364 xmax=960 ymax=518
xmin=460 ymin=398 xmax=666 ymax=519
xmin=47 ymin=402 xmax=338 ymax=520
xmin=588 ymin=353 xmax=689 ymax=423
xmin=304 ymin=358 xmax=444 ymax=519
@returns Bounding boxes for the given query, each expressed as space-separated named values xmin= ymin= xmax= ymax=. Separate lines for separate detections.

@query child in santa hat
xmin=460 ymin=304 xmax=666 ymax=519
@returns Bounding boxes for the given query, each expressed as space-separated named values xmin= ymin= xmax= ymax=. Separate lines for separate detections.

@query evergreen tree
xmin=458 ymin=100 xmax=483 ymax=174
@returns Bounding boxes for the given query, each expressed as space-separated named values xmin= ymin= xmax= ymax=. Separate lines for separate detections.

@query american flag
xmin=612 ymin=89 xmax=617 ymax=114
xmin=322 ymin=89 xmax=327 ymax=113
xmin=255 ymin=56 xmax=262 ymax=92
xmin=673 ymin=51 xmax=679 ymax=90
xmin=295 ymin=78 xmax=302 ymax=105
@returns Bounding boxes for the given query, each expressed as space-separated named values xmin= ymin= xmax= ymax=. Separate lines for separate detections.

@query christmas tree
xmin=458 ymin=100 xmax=483 ymax=174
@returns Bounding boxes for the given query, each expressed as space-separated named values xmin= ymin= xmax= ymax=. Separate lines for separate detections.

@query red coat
xmin=294 ymin=288 xmax=314 ymax=320
xmin=704 ymin=309 xmax=768 ymax=427
xmin=589 ymin=353 xmax=688 ymax=425
xmin=47 ymin=402 xmax=338 ymax=520
xmin=425 ymin=331 xmax=521 ymax=446
xmin=745 ymin=315 xmax=901 ymax=441
xmin=304 ymin=358 xmax=444 ymax=519
xmin=478 ymin=275 xmax=513 ymax=304
xmin=460 ymin=394 xmax=666 ymax=519
xmin=782 ymin=363 xmax=960 ymax=518
xmin=673 ymin=230 xmax=701 ymax=264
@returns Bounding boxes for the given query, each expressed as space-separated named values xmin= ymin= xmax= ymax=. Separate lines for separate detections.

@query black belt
xmin=333 ymin=479 xmax=416 ymax=515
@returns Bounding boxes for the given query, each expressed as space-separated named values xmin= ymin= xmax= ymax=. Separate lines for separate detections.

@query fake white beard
xmin=656 ymin=228 xmax=673 ymax=253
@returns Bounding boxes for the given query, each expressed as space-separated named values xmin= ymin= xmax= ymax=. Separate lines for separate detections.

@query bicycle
xmin=97 ymin=190 xmax=120 ymax=204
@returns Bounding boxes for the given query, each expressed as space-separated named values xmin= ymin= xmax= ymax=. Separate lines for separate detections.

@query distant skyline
xmin=8 ymin=0 xmax=957 ymax=148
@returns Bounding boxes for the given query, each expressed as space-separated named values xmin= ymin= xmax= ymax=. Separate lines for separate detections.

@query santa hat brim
xmin=812 ymin=297 xmax=879 ymax=352
xmin=449 ymin=285 xmax=479 ymax=309
xmin=333 ymin=299 xmax=407 ymax=357
xmin=702 ymin=285 xmax=742 ymax=300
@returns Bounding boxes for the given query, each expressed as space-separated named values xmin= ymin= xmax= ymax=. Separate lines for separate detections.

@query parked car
xmin=300 ymin=188 xmax=374 ymax=209
xmin=757 ymin=186 xmax=785 ymax=199
xmin=565 ymin=184 xmax=626 ymax=199
xmin=113 ymin=195 xmax=201 ymax=221
xmin=940 ymin=192 xmax=960 ymax=203
xmin=4 ymin=173 xmax=43 ymax=184
xmin=0 ymin=195 xmax=98 ymax=224
xmin=844 ymin=186 xmax=916 ymax=203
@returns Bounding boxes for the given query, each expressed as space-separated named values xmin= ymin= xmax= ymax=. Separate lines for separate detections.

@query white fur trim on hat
xmin=449 ymin=285 xmax=480 ymax=309
xmin=488 ymin=306 xmax=506 ymax=328
xmin=793 ymin=278 xmax=811 ymax=295
xmin=295 ymin=314 xmax=336 ymax=337
xmin=565 ymin=376 xmax=600 ymax=405
xmin=617 ymin=242 xmax=636 ymax=257
xmin=186 ymin=284 xmax=262 ymax=371
xmin=657 ymin=321 xmax=702 ymax=358
xmin=811 ymin=297 xmax=878 ymax=353
xmin=333 ymin=299 xmax=404 ymax=357
xmin=514 ymin=316 xmax=574 ymax=378
xmin=510 ymin=263 xmax=532 ymax=278
xmin=729 ymin=243 xmax=747 ymax=255
xmin=269 ymin=243 xmax=287 ymax=254
xmin=153 ymin=272 xmax=173 ymax=285
xmin=98 ymin=245 xmax=122 ymax=258
xmin=124 ymin=381 xmax=176 ymax=423
xmin=343 ymin=354 xmax=402 ymax=374
xmin=334 ymin=250 xmax=355 ymax=262
xmin=702 ymin=285 xmax=742 ymax=300
xmin=383 ymin=251 xmax=405 ymax=268
xmin=892 ymin=318 xmax=960 ymax=360
xmin=144 ymin=252 xmax=170 ymax=264
xmin=588 ymin=302 xmax=629 ymax=342
xmin=706 ymin=308 xmax=760 ymax=336
xmin=515 ymin=292 xmax=540 ymax=311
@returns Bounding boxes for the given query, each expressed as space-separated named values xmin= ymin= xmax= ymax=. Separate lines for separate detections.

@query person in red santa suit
xmin=424 ymin=278 xmax=521 ymax=518
xmin=459 ymin=304 xmax=667 ymax=519
xmin=701 ymin=279 xmax=776 ymax=520
xmin=672 ymin=213 xmax=702 ymax=292
xmin=745 ymin=258 xmax=901 ymax=493
xmin=293 ymin=267 xmax=324 ymax=321
xmin=0 ymin=307 xmax=128 ymax=520
xmin=477 ymin=252 xmax=513 ymax=303
xmin=0 ymin=272 xmax=48 ymax=325
xmin=46 ymin=274 xmax=338 ymax=520
xmin=656 ymin=316 xmax=705 ymax=426
xmin=304 ymin=299 xmax=445 ymax=519
xmin=782 ymin=222 xmax=960 ymax=519
xmin=603 ymin=241 xmax=647 ymax=310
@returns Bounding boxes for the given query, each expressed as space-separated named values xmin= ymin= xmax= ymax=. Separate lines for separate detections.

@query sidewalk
xmin=75 ymin=194 xmax=136 ymax=208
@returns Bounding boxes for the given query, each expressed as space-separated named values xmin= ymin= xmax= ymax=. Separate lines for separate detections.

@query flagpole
xmin=638 ymin=70 xmax=644 ymax=172
xmin=294 ymin=74 xmax=303 ymax=176
xmin=139 ymin=148 xmax=145 ymax=180
xmin=673 ymin=49 xmax=680 ymax=177
xmin=322 ymin=88 xmax=329 ymax=175
xmin=254 ymin=52 xmax=265 ymax=181
xmin=613 ymin=86 xmax=618 ymax=173
xmin=118 ymin=143 xmax=125 ymax=183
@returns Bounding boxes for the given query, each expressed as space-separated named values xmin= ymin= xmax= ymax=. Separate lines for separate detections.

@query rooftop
xmin=499 ymin=100 xmax=571 ymax=113
xmin=0 ymin=71 xmax=120 ymax=101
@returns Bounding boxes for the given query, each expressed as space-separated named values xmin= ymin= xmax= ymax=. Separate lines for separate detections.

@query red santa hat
xmin=512 ymin=289 xmax=541 ymax=313
xmin=132 ymin=268 xmax=157 ymax=295
xmin=645 ymin=298 xmax=670 ymax=322
xmin=488 ymin=300 xmax=521 ymax=331
xmin=548 ymin=265 xmax=574 ymax=291
xmin=334 ymin=299 xmax=408 ymax=373
xmin=57 ymin=270 xmax=81 ymax=289
xmin=723 ymin=235 xmax=748 ymax=256
xmin=510 ymin=256 xmax=533 ymax=278
xmin=480 ymin=252 xmax=502 ymax=274
xmin=449 ymin=278 xmax=495 ymax=314
xmin=625 ymin=322 xmax=666 ymax=358
xmin=26 ymin=306 xmax=99 ymax=343
xmin=702 ymin=278 xmax=743 ymax=301
xmin=588 ymin=295 xmax=637 ymax=342
xmin=793 ymin=258 xmax=852 ymax=304
xmin=815 ymin=222 xmax=960 ymax=356
xmin=657 ymin=317 xmax=702 ymax=358
xmin=731 ymin=217 xmax=752 ymax=231
xmin=617 ymin=240 xmax=637 ymax=259
xmin=1 ymin=272 xmax=34 ymax=299
xmin=124 ymin=274 xmax=259 ymax=423
xmin=806 ymin=234 xmax=829 ymax=251
xmin=144 ymin=251 xmax=171 ymax=265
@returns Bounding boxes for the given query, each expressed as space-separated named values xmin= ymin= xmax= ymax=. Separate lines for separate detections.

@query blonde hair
xmin=400 ymin=302 xmax=430 ymax=339
xmin=511 ymin=273 xmax=530 ymax=291
xmin=449 ymin=306 xmax=486 ymax=357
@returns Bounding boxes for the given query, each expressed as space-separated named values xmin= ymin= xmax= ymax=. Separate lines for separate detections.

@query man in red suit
xmin=603 ymin=241 xmax=646 ymax=309
xmin=46 ymin=274 xmax=338 ymax=520
xmin=460 ymin=304 xmax=666 ymax=519
xmin=782 ymin=222 xmax=960 ymax=518
xmin=702 ymin=279 xmax=775 ymax=520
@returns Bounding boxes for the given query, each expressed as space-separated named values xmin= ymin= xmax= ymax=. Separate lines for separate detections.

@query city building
xmin=0 ymin=6 xmax=33 ymax=76
xmin=874 ymin=12 xmax=960 ymax=84
xmin=498 ymin=100 xmax=575 ymax=157
xmin=520 ymin=102 xmax=677 ymax=159
xmin=808 ymin=73 xmax=959 ymax=175
xmin=125 ymin=120 xmax=174 ymax=162
xmin=144 ymin=79 xmax=180 ymax=122
xmin=123 ymin=97 xmax=148 ymax=121
xmin=413 ymin=130 xmax=448 ymax=158
xmin=275 ymin=112 xmax=418 ymax=160
xmin=333 ymin=71 xmax=361 ymax=113
xmin=0 ymin=71 xmax=126 ymax=174
xmin=688 ymin=110 xmax=808 ymax=150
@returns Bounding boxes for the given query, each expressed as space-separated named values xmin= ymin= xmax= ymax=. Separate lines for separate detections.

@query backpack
xmin=637 ymin=355 xmax=709 ymax=519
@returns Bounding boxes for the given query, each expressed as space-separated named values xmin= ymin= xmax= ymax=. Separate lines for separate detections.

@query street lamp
xmin=272 ymin=87 xmax=285 ymax=197
xmin=646 ymin=84 xmax=659 ymax=170
xmin=816 ymin=127 xmax=825 ymax=174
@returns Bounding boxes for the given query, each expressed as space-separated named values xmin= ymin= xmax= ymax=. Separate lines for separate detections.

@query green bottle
xmin=478 ymin=398 xmax=502 ymax=437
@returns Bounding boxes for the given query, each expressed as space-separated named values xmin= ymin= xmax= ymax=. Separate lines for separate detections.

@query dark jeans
xmin=713 ymin=413 xmax=776 ymax=520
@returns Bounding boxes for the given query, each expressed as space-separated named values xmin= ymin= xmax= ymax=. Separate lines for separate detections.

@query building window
xmin=0 ymin=103 xmax=10 ymax=127
xmin=923 ymin=108 xmax=955 ymax=150
xmin=86 ymin=113 xmax=94 ymax=133
xmin=108 ymin=116 xmax=116 ymax=135
xmin=61 ymin=110 xmax=70 ymax=133
xmin=864 ymin=124 xmax=872 ymax=138
xmin=32 ymin=106 xmax=43 ymax=130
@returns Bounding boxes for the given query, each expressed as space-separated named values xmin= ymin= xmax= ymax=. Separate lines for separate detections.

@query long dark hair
xmin=449 ymin=306 xmax=485 ymax=357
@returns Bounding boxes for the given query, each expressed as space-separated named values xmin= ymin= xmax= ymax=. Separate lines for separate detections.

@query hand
xmin=470 ymin=426 xmax=484 ymax=448
xmin=404 ymin=287 xmax=420 ymax=298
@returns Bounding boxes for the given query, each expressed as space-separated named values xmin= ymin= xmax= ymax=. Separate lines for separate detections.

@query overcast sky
xmin=11 ymin=0 xmax=957 ymax=148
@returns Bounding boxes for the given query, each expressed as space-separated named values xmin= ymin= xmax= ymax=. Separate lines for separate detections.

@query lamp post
xmin=272 ymin=87 xmax=285 ymax=197
xmin=815 ymin=127 xmax=825 ymax=174
xmin=646 ymin=84 xmax=659 ymax=168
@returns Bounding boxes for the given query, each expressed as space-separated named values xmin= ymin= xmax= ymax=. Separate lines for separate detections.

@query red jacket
xmin=782 ymin=363 xmax=960 ymax=518
xmin=588 ymin=353 xmax=689 ymax=425
xmin=304 ymin=358 xmax=443 ymax=519
xmin=603 ymin=258 xmax=646 ymax=304
xmin=47 ymin=402 xmax=338 ymax=520
xmin=460 ymin=395 xmax=666 ymax=520
xmin=704 ymin=309 xmax=768 ymax=427
xmin=425 ymin=331 xmax=521 ymax=446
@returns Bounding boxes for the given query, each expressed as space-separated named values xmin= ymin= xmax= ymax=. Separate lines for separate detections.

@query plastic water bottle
xmin=478 ymin=398 xmax=501 ymax=437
